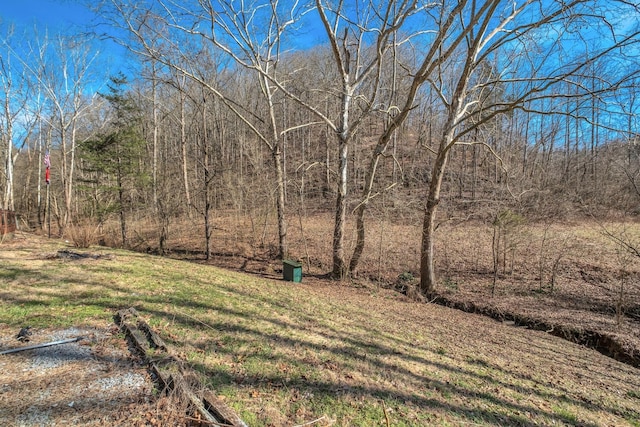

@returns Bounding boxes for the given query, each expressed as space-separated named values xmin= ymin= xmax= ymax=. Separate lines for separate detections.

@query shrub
xmin=66 ymin=224 xmax=98 ymax=248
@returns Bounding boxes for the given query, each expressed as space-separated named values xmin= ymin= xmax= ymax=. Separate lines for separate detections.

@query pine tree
xmin=80 ymin=73 xmax=146 ymax=246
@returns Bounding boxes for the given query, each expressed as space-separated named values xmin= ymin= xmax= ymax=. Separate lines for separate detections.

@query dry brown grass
xmin=2 ymin=230 xmax=640 ymax=426
xmin=102 ymin=212 xmax=640 ymax=366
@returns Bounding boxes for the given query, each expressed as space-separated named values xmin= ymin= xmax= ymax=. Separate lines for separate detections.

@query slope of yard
xmin=155 ymin=215 xmax=640 ymax=369
xmin=1 ymin=231 xmax=639 ymax=426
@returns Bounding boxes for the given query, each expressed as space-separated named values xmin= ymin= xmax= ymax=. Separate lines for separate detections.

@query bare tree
xmin=0 ymin=27 xmax=33 ymax=212
xmin=89 ymin=0 xmax=639 ymax=291
xmin=97 ymin=0 xmax=317 ymax=260
xmin=255 ymin=0 xmax=425 ymax=277
xmin=33 ymin=33 xmax=101 ymax=232
xmin=411 ymin=0 xmax=640 ymax=295
xmin=312 ymin=0 xmax=424 ymax=277
xmin=0 ymin=47 xmax=19 ymax=212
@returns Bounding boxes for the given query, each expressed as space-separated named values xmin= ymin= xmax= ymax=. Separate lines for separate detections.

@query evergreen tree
xmin=80 ymin=73 xmax=146 ymax=246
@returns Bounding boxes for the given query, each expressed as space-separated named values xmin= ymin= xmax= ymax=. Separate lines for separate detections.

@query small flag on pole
xmin=44 ymin=150 xmax=50 ymax=185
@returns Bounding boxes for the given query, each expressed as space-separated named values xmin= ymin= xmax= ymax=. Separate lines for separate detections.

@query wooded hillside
xmin=1 ymin=0 xmax=639 ymax=294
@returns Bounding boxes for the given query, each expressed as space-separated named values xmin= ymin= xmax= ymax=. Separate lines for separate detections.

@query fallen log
xmin=115 ymin=307 xmax=247 ymax=427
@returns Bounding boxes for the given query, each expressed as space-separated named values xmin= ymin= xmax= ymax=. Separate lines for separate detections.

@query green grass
xmin=1 ymin=235 xmax=640 ymax=426
xmin=552 ymin=404 xmax=579 ymax=423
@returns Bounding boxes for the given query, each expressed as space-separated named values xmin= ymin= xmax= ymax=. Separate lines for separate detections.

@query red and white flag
xmin=44 ymin=150 xmax=50 ymax=185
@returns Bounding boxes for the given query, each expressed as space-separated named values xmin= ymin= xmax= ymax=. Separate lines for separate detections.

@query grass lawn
xmin=1 ymin=232 xmax=639 ymax=426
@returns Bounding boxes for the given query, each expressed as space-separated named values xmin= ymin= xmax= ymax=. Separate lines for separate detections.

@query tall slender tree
xmin=97 ymin=0 xmax=318 ymax=260
xmin=81 ymin=74 xmax=146 ymax=246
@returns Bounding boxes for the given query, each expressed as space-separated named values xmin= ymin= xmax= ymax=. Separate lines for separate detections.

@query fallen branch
xmin=183 ymin=415 xmax=235 ymax=426
xmin=293 ymin=415 xmax=329 ymax=427
xmin=382 ymin=400 xmax=390 ymax=427
xmin=0 ymin=337 xmax=84 ymax=355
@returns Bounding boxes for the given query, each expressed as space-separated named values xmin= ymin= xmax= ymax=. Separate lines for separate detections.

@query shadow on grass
xmin=2 ymin=256 xmax=639 ymax=426
xmin=136 ymin=289 xmax=637 ymax=426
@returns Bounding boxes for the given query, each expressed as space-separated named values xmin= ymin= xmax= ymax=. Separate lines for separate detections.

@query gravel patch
xmin=28 ymin=342 xmax=93 ymax=371
xmin=15 ymin=406 xmax=51 ymax=427
xmin=92 ymin=372 xmax=149 ymax=393
xmin=0 ymin=326 xmax=157 ymax=426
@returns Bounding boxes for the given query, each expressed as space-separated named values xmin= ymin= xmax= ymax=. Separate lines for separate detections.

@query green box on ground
xmin=283 ymin=260 xmax=302 ymax=282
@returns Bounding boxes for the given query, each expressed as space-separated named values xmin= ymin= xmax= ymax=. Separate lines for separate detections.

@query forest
xmin=1 ymin=0 xmax=639 ymax=299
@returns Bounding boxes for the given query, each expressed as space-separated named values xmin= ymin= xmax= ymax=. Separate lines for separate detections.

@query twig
xmin=382 ymin=400 xmax=391 ymax=427
xmin=183 ymin=415 xmax=234 ymax=426
xmin=174 ymin=307 xmax=218 ymax=331
xmin=294 ymin=415 xmax=329 ymax=427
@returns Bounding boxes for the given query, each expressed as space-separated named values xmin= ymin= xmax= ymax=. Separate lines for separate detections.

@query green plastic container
xmin=283 ymin=260 xmax=302 ymax=282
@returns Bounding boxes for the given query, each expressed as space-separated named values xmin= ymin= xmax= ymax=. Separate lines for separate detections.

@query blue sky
xmin=0 ymin=0 xmax=134 ymax=80
xmin=0 ymin=0 xmax=93 ymax=30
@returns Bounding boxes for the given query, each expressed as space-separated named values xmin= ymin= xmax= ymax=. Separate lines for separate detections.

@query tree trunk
xmin=420 ymin=144 xmax=451 ymax=296
xmin=180 ymin=84 xmax=192 ymax=217
xmin=332 ymin=137 xmax=348 ymax=278
xmin=273 ymin=144 xmax=288 ymax=259
xmin=349 ymin=141 xmax=385 ymax=274
xmin=152 ymin=63 xmax=159 ymax=211
xmin=3 ymin=136 xmax=13 ymax=211
xmin=116 ymin=151 xmax=126 ymax=247
xmin=349 ymin=202 xmax=367 ymax=275
xmin=158 ymin=198 xmax=168 ymax=255
xmin=59 ymin=122 xmax=68 ymax=234
xmin=2 ymin=84 xmax=15 ymax=212
xmin=37 ymin=137 xmax=44 ymax=230
xmin=67 ymin=122 xmax=78 ymax=226
xmin=324 ymin=130 xmax=330 ymax=198
xmin=203 ymin=96 xmax=212 ymax=260
xmin=204 ymin=153 xmax=212 ymax=261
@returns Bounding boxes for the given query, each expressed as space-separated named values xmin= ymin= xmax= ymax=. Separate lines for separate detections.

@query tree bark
xmin=420 ymin=146 xmax=451 ymax=296
xmin=151 ymin=62 xmax=159 ymax=211
xmin=203 ymin=94 xmax=212 ymax=260
xmin=179 ymin=78 xmax=192 ymax=217
xmin=117 ymin=151 xmax=126 ymax=247
xmin=349 ymin=141 xmax=385 ymax=274
xmin=332 ymin=137 xmax=348 ymax=278
xmin=2 ymin=93 xmax=14 ymax=211
xmin=66 ymin=122 xmax=78 ymax=227
xmin=273 ymin=143 xmax=288 ymax=260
